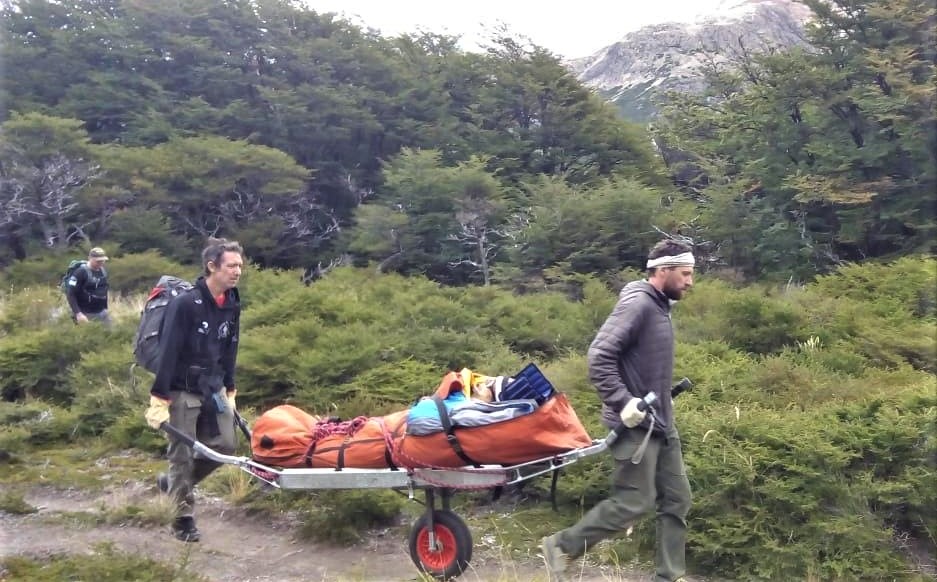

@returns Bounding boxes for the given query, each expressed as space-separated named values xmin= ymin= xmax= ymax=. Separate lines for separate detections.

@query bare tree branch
xmin=0 ymin=151 xmax=100 ymax=249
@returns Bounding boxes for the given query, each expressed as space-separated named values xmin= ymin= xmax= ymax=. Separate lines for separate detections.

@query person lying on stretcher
xmin=406 ymin=367 xmax=552 ymax=436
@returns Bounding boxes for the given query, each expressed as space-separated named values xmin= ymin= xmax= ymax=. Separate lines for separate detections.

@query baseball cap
xmin=89 ymin=247 xmax=109 ymax=260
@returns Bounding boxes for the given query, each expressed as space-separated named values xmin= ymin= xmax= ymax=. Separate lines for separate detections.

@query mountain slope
xmin=568 ymin=0 xmax=814 ymax=122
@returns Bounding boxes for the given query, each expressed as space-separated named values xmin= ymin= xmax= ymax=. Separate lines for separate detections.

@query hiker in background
xmin=144 ymin=238 xmax=244 ymax=543
xmin=541 ymin=239 xmax=695 ymax=582
xmin=65 ymin=246 xmax=112 ymax=328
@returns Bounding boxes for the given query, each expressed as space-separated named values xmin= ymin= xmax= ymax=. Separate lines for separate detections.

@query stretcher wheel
xmin=408 ymin=509 xmax=472 ymax=580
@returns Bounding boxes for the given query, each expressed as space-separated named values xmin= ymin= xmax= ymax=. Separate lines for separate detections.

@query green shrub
xmin=675 ymin=386 xmax=936 ymax=580
xmin=809 ymin=256 xmax=936 ymax=318
xmin=71 ymin=381 xmax=146 ymax=438
xmin=66 ymin=338 xmax=141 ymax=401
xmin=715 ymin=288 xmax=808 ymax=354
xmin=233 ymin=264 xmax=306 ymax=311
xmin=0 ymin=489 xmax=37 ymax=514
xmin=105 ymin=250 xmax=194 ymax=296
xmin=672 ymin=278 xmax=742 ymax=344
xmin=0 ymin=424 xmax=30 ymax=454
xmin=0 ymin=257 xmax=935 ymax=582
xmin=237 ymin=269 xmax=528 ymax=410
xmin=479 ymin=287 xmax=599 ymax=358
xmin=0 ymin=249 xmax=192 ymax=296
xmin=0 ymin=400 xmax=53 ymax=425
xmin=673 ymin=340 xmax=757 ymax=404
xmin=789 ymin=338 xmax=871 ymax=376
xmin=103 ymin=409 xmax=168 ymax=454
xmin=0 ymin=404 xmax=82 ymax=448
xmin=106 ymin=208 xmax=178 ymax=258
xmin=798 ymin=257 xmax=937 ymax=373
xmin=1 ymin=543 xmax=209 ymax=582
xmin=0 ymin=252 xmax=73 ymax=291
xmin=316 ymin=359 xmax=452 ymax=417
xmin=0 ymin=328 xmax=91 ymax=403
xmin=0 ymin=285 xmax=68 ymax=335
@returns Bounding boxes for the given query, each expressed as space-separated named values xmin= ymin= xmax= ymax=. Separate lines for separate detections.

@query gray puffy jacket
xmin=587 ymin=280 xmax=675 ymax=433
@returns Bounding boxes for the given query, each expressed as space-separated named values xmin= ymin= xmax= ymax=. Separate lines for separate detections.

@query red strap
xmin=310 ymin=416 xmax=367 ymax=441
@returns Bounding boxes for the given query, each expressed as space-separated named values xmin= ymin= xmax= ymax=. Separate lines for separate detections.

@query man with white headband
xmin=542 ymin=239 xmax=694 ymax=582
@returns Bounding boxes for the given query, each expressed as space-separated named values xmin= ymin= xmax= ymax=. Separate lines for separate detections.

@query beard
xmin=663 ymin=283 xmax=686 ymax=301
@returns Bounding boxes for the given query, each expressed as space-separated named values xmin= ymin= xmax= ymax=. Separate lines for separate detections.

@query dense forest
xmin=0 ymin=0 xmax=935 ymax=580
xmin=2 ymin=0 xmax=932 ymax=283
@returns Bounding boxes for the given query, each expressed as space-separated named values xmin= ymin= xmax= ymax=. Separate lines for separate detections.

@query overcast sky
xmin=303 ymin=0 xmax=734 ymax=58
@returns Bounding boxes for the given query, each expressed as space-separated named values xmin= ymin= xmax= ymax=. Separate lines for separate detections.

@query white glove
xmin=145 ymin=396 xmax=171 ymax=430
xmin=619 ymin=397 xmax=647 ymax=428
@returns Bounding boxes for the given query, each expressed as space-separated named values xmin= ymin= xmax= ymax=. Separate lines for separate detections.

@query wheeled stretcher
xmin=162 ymin=421 xmax=609 ymax=580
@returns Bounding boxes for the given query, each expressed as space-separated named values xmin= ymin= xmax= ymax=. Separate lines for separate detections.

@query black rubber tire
xmin=407 ymin=509 xmax=473 ymax=580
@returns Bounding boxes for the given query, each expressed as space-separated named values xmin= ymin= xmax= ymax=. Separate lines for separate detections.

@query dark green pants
xmin=166 ymin=390 xmax=236 ymax=518
xmin=554 ymin=426 xmax=691 ymax=582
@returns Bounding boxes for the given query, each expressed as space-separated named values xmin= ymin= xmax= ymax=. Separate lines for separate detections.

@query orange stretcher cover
xmin=250 ymin=371 xmax=593 ymax=469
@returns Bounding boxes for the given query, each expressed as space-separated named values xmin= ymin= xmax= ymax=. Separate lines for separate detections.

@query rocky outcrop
xmin=568 ymin=0 xmax=814 ymax=122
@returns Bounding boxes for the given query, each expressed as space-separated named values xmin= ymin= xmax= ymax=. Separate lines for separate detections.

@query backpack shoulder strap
xmin=73 ymin=262 xmax=90 ymax=281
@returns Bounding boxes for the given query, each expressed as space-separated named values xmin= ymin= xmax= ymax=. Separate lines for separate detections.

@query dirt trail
xmin=0 ymin=483 xmax=645 ymax=582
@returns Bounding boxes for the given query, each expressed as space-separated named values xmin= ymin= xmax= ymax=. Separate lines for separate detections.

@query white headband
xmin=646 ymin=252 xmax=695 ymax=269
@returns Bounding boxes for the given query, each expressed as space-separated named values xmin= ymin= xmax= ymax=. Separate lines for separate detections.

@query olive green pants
xmin=166 ymin=390 xmax=236 ymax=518
xmin=553 ymin=426 xmax=691 ymax=582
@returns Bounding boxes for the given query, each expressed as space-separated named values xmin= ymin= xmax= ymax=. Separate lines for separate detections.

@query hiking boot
xmin=156 ymin=473 xmax=169 ymax=494
xmin=541 ymin=534 xmax=569 ymax=582
xmin=171 ymin=516 xmax=200 ymax=542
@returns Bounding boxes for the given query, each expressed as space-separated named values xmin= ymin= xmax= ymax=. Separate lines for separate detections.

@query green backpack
xmin=60 ymin=260 xmax=89 ymax=294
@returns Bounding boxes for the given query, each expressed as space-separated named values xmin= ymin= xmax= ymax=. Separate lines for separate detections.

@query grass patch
xmin=0 ymin=489 xmax=37 ymax=514
xmin=0 ymin=442 xmax=164 ymax=488
xmin=1 ymin=542 xmax=209 ymax=582
xmin=61 ymin=493 xmax=174 ymax=528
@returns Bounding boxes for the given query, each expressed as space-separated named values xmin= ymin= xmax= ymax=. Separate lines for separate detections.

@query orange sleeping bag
xmin=249 ymin=404 xmax=320 ymax=466
xmin=306 ymin=410 xmax=409 ymax=469
xmin=250 ymin=405 xmax=410 ymax=469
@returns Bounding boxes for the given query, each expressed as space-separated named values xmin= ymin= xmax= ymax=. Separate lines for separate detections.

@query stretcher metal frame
xmin=163 ymin=421 xmax=609 ymax=580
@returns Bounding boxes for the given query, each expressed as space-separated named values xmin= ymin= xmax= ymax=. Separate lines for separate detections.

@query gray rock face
xmin=568 ymin=0 xmax=813 ymax=122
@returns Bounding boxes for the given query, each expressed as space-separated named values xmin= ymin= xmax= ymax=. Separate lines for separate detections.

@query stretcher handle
xmin=603 ymin=377 xmax=692 ymax=447
xmin=160 ymin=421 xmax=229 ymax=462
xmin=160 ymin=421 xmax=195 ymax=447
xmin=159 ymin=421 xmax=264 ymax=472
xmin=234 ymin=410 xmax=252 ymax=441
xmin=605 ymin=392 xmax=657 ymax=447
xmin=670 ymin=377 xmax=693 ymax=399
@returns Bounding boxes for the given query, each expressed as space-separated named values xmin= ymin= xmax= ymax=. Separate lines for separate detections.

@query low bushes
xmin=0 ymin=254 xmax=933 ymax=580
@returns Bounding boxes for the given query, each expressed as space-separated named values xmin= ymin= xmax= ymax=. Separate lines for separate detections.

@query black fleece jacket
xmin=587 ymin=280 xmax=676 ymax=433
xmin=66 ymin=264 xmax=109 ymax=315
xmin=150 ymin=277 xmax=240 ymax=400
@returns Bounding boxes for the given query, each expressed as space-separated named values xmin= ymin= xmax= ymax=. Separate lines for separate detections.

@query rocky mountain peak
xmin=568 ymin=0 xmax=814 ymax=122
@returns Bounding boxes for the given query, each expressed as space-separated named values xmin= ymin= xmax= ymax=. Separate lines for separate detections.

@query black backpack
xmin=133 ymin=276 xmax=194 ymax=373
